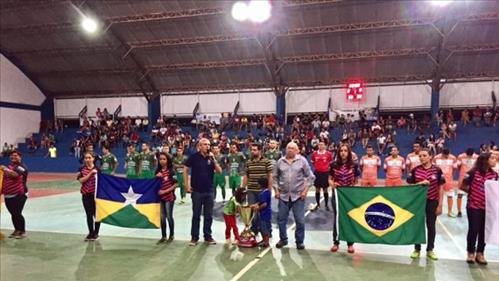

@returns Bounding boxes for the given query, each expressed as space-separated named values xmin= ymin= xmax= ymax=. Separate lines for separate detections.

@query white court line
xmin=230 ymin=197 xmax=323 ymax=281
xmin=436 ymin=217 xmax=467 ymax=257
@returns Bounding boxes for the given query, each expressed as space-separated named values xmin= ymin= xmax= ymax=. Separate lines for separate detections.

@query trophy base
xmin=238 ymin=236 xmax=257 ymax=248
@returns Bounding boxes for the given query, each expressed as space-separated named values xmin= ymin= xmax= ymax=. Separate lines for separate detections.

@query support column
xmin=148 ymin=95 xmax=161 ymax=129
xmin=276 ymin=92 xmax=286 ymax=125
xmin=40 ymin=98 xmax=54 ymax=120
xmin=430 ymin=86 xmax=440 ymax=132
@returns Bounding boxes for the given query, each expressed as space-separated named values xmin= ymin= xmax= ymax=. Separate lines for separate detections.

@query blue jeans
xmin=277 ymin=198 xmax=305 ymax=244
xmin=160 ymin=200 xmax=174 ymax=238
xmin=247 ymin=190 xmax=261 ymax=236
xmin=260 ymin=220 xmax=272 ymax=237
xmin=191 ymin=192 xmax=214 ymax=241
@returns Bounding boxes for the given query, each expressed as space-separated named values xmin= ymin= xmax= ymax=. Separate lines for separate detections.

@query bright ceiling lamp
xmin=81 ymin=16 xmax=98 ymax=33
xmin=248 ymin=0 xmax=271 ymax=23
xmin=429 ymin=0 xmax=453 ymax=7
xmin=231 ymin=2 xmax=249 ymax=22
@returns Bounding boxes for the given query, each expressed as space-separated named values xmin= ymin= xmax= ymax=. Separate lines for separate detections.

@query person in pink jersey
xmin=384 ymin=146 xmax=406 ymax=186
xmin=406 ymin=142 xmax=422 ymax=176
xmin=433 ymin=148 xmax=458 ymax=217
xmin=360 ymin=145 xmax=381 ymax=186
xmin=456 ymin=148 xmax=479 ymax=217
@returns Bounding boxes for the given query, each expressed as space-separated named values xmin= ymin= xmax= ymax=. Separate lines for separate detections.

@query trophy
xmin=238 ymin=205 xmax=257 ymax=248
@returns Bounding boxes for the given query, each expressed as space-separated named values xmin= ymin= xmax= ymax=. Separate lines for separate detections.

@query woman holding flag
xmin=77 ymin=152 xmax=100 ymax=241
xmin=407 ymin=148 xmax=445 ymax=261
xmin=460 ymin=153 xmax=497 ymax=265
xmin=329 ymin=144 xmax=360 ymax=254
xmin=155 ymin=152 xmax=177 ymax=244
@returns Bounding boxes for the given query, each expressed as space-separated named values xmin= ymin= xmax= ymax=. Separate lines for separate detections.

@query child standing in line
xmin=252 ymin=178 xmax=272 ymax=248
xmin=224 ymin=188 xmax=246 ymax=245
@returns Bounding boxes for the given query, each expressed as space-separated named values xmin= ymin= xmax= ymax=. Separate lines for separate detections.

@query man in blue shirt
xmin=184 ymin=138 xmax=222 ymax=246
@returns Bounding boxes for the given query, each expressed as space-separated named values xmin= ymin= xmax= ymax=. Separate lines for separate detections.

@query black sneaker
xmin=168 ymin=236 xmax=174 ymax=242
xmin=325 ymin=205 xmax=330 ymax=211
xmin=205 ymin=238 xmax=217 ymax=245
xmin=296 ymin=243 xmax=305 ymax=250
xmin=8 ymin=231 xmax=19 ymax=239
xmin=157 ymin=237 xmax=167 ymax=244
xmin=457 ymin=212 xmax=462 ymax=218
xmin=89 ymin=234 xmax=99 ymax=241
xmin=275 ymin=240 xmax=288 ymax=249
xmin=84 ymin=234 xmax=92 ymax=242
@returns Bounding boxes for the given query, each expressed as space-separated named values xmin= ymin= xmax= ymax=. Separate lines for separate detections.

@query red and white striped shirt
xmin=407 ymin=165 xmax=445 ymax=200
xmin=464 ymin=169 xmax=498 ymax=210
xmin=159 ymin=168 xmax=176 ymax=202
xmin=78 ymin=166 xmax=97 ymax=195
xmin=1 ymin=163 xmax=27 ymax=196
xmin=330 ymin=163 xmax=360 ymax=186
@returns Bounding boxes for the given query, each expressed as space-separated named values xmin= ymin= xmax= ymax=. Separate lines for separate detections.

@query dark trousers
xmin=4 ymin=195 xmax=27 ymax=232
xmin=467 ymin=208 xmax=486 ymax=253
xmin=191 ymin=192 xmax=214 ymax=241
xmin=82 ymin=194 xmax=100 ymax=236
xmin=160 ymin=200 xmax=175 ymax=238
xmin=247 ymin=190 xmax=261 ymax=236
xmin=415 ymin=199 xmax=438 ymax=251
xmin=331 ymin=190 xmax=353 ymax=246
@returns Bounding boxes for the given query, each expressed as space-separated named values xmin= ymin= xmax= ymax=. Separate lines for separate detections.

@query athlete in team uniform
xmin=173 ymin=146 xmax=188 ymax=204
xmin=139 ymin=143 xmax=157 ymax=179
xmin=101 ymin=145 xmax=118 ymax=175
xmin=125 ymin=144 xmax=140 ymax=179
xmin=384 ymin=146 xmax=405 ymax=186
xmin=226 ymin=143 xmax=246 ymax=195
xmin=456 ymin=148 xmax=478 ymax=217
xmin=433 ymin=148 xmax=458 ymax=217
xmin=360 ymin=145 xmax=381 ymax=187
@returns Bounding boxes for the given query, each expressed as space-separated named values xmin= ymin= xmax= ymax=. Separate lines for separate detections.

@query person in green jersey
xmin=264 ymin=139 xmax=282 ymax=169
xmin=125 ymin=144 xmax=140 ymax=179
xmin=173 ymin=146 xmax=188 ymax=204
xmin=227 ymin=143 xmax=246 ymax=195
xmin=101 ymin=144 xmax=118 ymax=175
xmin=139 ymin=143 xmax=157 ymax=179
xmin=212 ymin=144 xmax=227 ymax=201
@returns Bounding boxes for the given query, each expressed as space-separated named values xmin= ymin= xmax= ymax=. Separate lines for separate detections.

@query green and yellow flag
xmin=338 ymin=185 xmax=427 ymax=245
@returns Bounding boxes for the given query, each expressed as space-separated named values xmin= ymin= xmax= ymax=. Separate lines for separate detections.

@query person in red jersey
xmin=407 ymin=149 xmax=445 ymax=261
xmin=311 ymin=141 xmax=333 ymax=211
xmin=460 ymin=153 xmax=498 ymax=265
xmin=0 ymin=150 xmax=28 ymax=239
xmin=329 ymin=144 xmax=360 ymax=254
xmin=155 ymin=152 xmax=177 ymax=244
xmin=77 ymin=152 xmax=100 ymax=242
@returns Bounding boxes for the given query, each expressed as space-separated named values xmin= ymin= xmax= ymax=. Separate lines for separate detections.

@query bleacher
xmin=2 ymin=122 xmax=498 ymax=177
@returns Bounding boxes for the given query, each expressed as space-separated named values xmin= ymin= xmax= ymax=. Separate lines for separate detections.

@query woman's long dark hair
xmin=155 ymin=152 xmax=173 ymax=174
xmin=475 ymin=153 xmax=492 ymax=175
xmin=334 ymin=144 xmax=354 ymax=167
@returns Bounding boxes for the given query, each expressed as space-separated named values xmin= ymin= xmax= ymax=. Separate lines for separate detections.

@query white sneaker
xmin=225 ymin=239 xmax=231 ymax=245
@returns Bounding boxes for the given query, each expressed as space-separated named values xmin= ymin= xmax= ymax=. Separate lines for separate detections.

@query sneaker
xmin=89 ymin=234 xmax=99 ymax=241
xmin=475 ymin=253 xmax=487 ymax=265
xmin=427 ymin=251 xmax=438 ymax=261
xmin=84 ymin=234 xmax=92 ymax=242
xmin=312 ymin=205 xmax=320 ymax=211
xmin=296 ymin=243 xmax=305 ymax=250
xmin=14 ymin=232 xmax=26 ymax=239
xmin=168 ymin=236 xmax=174 ymax=242
xmin=325 ymin=205 xmax=330 ymax=211
xmin=330 ymin=244 xmax=339 ymax=252
xmin=189 ymin=239 xmax=198 ymax=246
xmin=205 ymin=238 xmax=217 ymax=245
xmin=275 ymin=240 xmax=288 ymax=249
xmin=410 ymin=250 xmax=421 ymax=259
xmin=347 ymin=245 xmax=355 ymax=254
xmin=157 ymin=237 xmax=167 ymax=244
xmin=8 ymin=231 xmax=19 ymax=239
xmin=466 ymin=253 xmax=475 ymax=264
xmin=457 ymin=212 xmax=462 ymax=218
xmin=447 ymin=213 xmax=456 ymax=218
xmin=225 ymin=239 xmax=231 ymax=245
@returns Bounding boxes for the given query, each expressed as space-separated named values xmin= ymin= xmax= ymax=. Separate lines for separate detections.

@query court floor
xmin=1 ymin=173 xmax=498 ymax=281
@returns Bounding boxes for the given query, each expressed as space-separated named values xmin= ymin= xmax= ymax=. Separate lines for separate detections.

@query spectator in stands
xmin=408 ymin=113 xmax=417 ymax=133
xmin=448 ymin=121 xmax=457 ymax=140
xmin=360 ymin=128 xmax=369 ymax=148
xmin=371 ymin=121 xmax=382 ymax=137
xmin=376 ymin=133 xmax=387 ymax=155
xmin=27 ymin=136 xmax=37 ymax=154
xmin=427 ymin=134 xmax=437 ymax=156
xmin=435 ymin=134 xmax=446 ymax=154
xmin=2 ymin=142 xmax=10 ymax=157
xmin=440 ymin=122 xmax=450 ymax=139
xmin=397 ymin=115 xmax=407 ymax=128
xmin=484 ymin=107 xmax=493 ymax=126
xmin=142 ymin=118 xmax=149 ymax=132
xmin=473 ymin=106 xmax=482 ymax=126
xmin=436 ymin=110 xmax=444 ymax=127
xmin=46 ymin=144 xmax=57 ymax=159
xmin=461 ymin=109 xmax=471 ymax=126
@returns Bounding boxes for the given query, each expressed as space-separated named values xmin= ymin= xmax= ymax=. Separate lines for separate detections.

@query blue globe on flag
xmin=364 ymin=202 xmax=395 ymax=231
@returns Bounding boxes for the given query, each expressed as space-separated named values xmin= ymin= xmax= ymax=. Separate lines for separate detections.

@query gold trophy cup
xmin=238 ymin=205 xmax=257 ymax=248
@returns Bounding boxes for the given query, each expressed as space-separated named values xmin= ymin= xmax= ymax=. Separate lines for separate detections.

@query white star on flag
xmin=121 ymin=186 xmax=143 ymax=206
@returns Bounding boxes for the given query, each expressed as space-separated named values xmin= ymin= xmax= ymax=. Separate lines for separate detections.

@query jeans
xmin=160 ymin=200 xmax=174 ymax=238
xmin=191 ymin=192 xmax=214 ymax=241
xmin=247 ymin=190 xmax=261 ymax=236
xmin=415 ymin=199 xmax=438 ymax=251
xmin=82 ymin=194 xmax=100 ymax=236
xmin=4 ymin=195 xmax=27 ymax=232
xmin=277 ymin=198 xmax=305 ymax=244
xmin=467 ymin=208 xmax=486 ymax=253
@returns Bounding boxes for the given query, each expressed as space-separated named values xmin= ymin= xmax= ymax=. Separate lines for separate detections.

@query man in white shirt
xmin=47 ymin=144 xmax=57 ymax=159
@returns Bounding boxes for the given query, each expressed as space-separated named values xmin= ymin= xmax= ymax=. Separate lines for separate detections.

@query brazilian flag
xmin=96 ymin=173 xmax=161 ymax=229
xmin=337 ymin=185 xmax=427 ymax=245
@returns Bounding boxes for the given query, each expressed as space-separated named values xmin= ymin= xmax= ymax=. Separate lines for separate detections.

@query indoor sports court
xmin=1 ymin=1 xmax=499 ymax=281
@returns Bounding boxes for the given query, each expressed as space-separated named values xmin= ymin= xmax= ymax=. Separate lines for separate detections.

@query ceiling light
xmin=248 ymin=0 xmax=271 ymax=23
xmin=231 ymin=2 xmax=249 ymax=22
xmin=81 ymin=17 xmax=97 ymax=33
xmin=430 ymin=0 xmax=453 ymax=7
